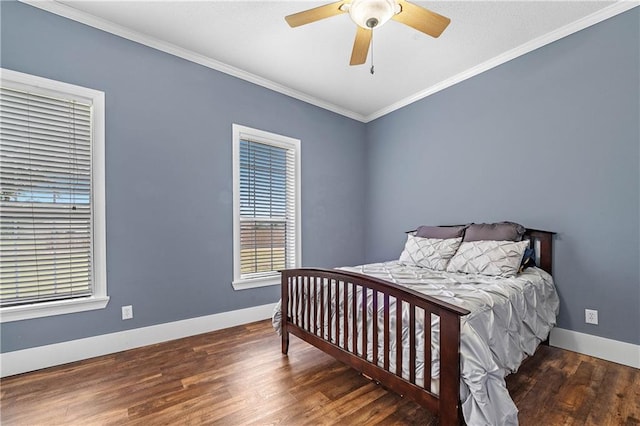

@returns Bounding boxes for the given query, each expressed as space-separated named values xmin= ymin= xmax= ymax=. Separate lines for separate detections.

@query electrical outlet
xmin=585 ymin=309 xmax=598 ymax=325
xmin=122 ymin=305 xmax=133 ymax=320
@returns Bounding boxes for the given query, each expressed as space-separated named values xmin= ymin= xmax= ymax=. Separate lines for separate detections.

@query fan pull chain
xmin=370 ymin=30 xmax=375 ymax=75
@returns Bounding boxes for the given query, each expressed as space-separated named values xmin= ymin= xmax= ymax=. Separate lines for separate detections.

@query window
xmin=232 ymin=124 xmax=300 ymax=290
xmin=0 ymin=68 xmax=107 ymax=322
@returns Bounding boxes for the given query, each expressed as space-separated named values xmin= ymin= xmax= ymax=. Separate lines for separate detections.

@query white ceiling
xmin=27 ymin=1 xmax=635 ymax=121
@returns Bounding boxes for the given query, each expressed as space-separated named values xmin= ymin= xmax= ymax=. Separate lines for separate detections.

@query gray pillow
xmin=463 ymin=222 xmax=526 ymax=242
xmin=415 ymin=225 xmax=467 ymax=239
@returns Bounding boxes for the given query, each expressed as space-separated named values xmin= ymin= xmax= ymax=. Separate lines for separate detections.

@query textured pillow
xmin=415 ymin=225 xmax=468 ymax=239
xmin=399 ymin=235 xmax=462 ymax=271
xmin=463 ymin=222 xmax=526 ymax=242
xmin=446 ymin=240 xmax=529 ymax=277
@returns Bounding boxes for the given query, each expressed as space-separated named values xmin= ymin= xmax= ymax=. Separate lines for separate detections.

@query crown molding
xmin=364 ymin=1 xmax=639 ymax=122
xmin=20 ymin=1 xmax=638 ymax=124
xmin=20 ymin=0 xmax=368 ymax=123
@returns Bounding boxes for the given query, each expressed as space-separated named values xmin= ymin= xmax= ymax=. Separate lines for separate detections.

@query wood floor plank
xmin=1 ymin=320 xmax=638 ymax=425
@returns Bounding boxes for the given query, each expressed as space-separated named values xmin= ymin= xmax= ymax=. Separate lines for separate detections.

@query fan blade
xmin=392 ymin=0 xmax=450 ymax=38
xmin=285 ymin=1 xmax=347 ymax=28
xmin=350 ymin=26 xmax=372 ymax=65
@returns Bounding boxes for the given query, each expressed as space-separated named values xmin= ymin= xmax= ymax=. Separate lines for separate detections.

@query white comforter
xmin=273 ymin=261 xmax=559 ymax=426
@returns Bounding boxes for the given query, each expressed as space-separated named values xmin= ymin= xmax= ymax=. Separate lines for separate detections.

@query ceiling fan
xmin=285 ymin=0 xmax=451 ymax=67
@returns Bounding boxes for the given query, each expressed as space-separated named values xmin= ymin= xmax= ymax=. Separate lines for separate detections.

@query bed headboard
xmin=524 ymin=228 xmax=556 ymax=275
xmin=408 ymin=225 xmax=556 ymax=275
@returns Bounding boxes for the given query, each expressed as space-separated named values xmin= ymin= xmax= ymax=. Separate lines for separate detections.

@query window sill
xmin=232 ymin=276 xmax=280 ymax=291
xmin=0 ymin=296 xmax=110 ymax=323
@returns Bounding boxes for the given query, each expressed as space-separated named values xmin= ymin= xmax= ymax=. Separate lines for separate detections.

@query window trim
xmin=231 ymin=124 xmax=301 ymax=291
xmin=0 ymin=68 xmax=108 ymax=322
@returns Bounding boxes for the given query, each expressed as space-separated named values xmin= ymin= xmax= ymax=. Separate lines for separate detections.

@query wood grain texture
xmin=507 ymin=344 xmax=640 ymax=426
xmin=392 ymin=0 xmax=450 ymax=38
xmin=1 ymin=320 xmax=638 ymax=425
xmin=350 ymin=27 xmax=372 ymax=65
xmin=285 ymin=1 xmax=345 ymax=28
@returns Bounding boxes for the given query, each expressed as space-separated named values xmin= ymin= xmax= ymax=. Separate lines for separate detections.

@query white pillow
xmin=399 ymin=235 xmax=462 ymax=271
xmin=446 ymin=240 xmax=529 ymax=277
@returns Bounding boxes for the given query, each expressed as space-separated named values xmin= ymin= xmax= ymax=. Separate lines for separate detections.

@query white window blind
xmin=0 ymin=86 xmax=93 ymax=307
xmin=232 ymin=124 xmax=300 ymax=289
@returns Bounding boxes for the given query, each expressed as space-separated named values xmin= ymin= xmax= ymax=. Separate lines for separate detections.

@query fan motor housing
xmin=349 ymin=0 xmax=396 ymax=29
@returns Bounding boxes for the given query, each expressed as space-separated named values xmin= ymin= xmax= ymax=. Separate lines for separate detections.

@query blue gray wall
xmin=365 ymin=9 xmax=639 ymax=345
xmin=0 ymin=1 xmax=367 ymax=352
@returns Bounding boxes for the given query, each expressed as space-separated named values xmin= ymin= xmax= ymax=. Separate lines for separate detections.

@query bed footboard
xmin=281 ymin=268 xmax=470 ymax=426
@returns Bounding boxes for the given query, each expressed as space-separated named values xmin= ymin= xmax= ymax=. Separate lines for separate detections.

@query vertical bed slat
xmin=335 ymin=280 xmax=340 ymax=345
xmin=298 ymin=275 xmax=304 ymax=327
xmin=291 ymin=276 xmax=298 ymax=327
xmin=424 ymin=308 xmax=432 ymax=392
xmin=281 ymin=275 xmax=289 ymax=354
xmin=320 ymin=276 xmax=325 ymax=339
xmin=384 ymin=293 xmax=390 ymax=371
xmin=328 ymin=279 xmax=333 ymax=343
xmin=317 ymin=276 xmax=322 ymax=335
xmin=409 ymin=304 xmax=416 ymax=384
xmin=309 ymin=277 xmax=318 ymax=334
xmin=373 ymin=290 xmax=379 ymax=366
xmin=396 ymin=299 xmax=403 ymax=376
xmin=352 ymin=284 xmax=357 ymax=354
xmin=343 ymin=280 xmax=349 ymax=350
xmin=362 ymin=286 xmax=367 ymax=359
xmin=302 ymin=277 xmax=311 ymax=330
xmin=313 ymin=276 xmax=318 ymax=335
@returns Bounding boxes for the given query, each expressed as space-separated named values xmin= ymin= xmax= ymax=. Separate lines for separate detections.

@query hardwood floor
xmin=1 ymin=320 xmax=638 ymax=425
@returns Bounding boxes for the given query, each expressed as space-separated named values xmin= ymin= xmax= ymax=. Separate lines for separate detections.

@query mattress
xmin=273 ymin=261 xmax=559 ymax=426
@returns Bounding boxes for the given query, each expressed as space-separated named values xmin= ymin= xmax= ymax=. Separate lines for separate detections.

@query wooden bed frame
xmin=280 ymin=228 xmax=554 ymax=426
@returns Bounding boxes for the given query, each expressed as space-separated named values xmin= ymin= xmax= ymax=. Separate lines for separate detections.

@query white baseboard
xmin=550 ymin=327 xmax=640 ymax=369
xmin=4 ymin=314 xmax=636 ymax=378
xmin=0 ymin=302 xmax=277 ymax=378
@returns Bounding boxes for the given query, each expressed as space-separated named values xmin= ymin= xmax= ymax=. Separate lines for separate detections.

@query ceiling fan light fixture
xmin=349 ymin=0 xmax=396 ymax=29
xmin=284 ymin=0 xmax=450 ymax=68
